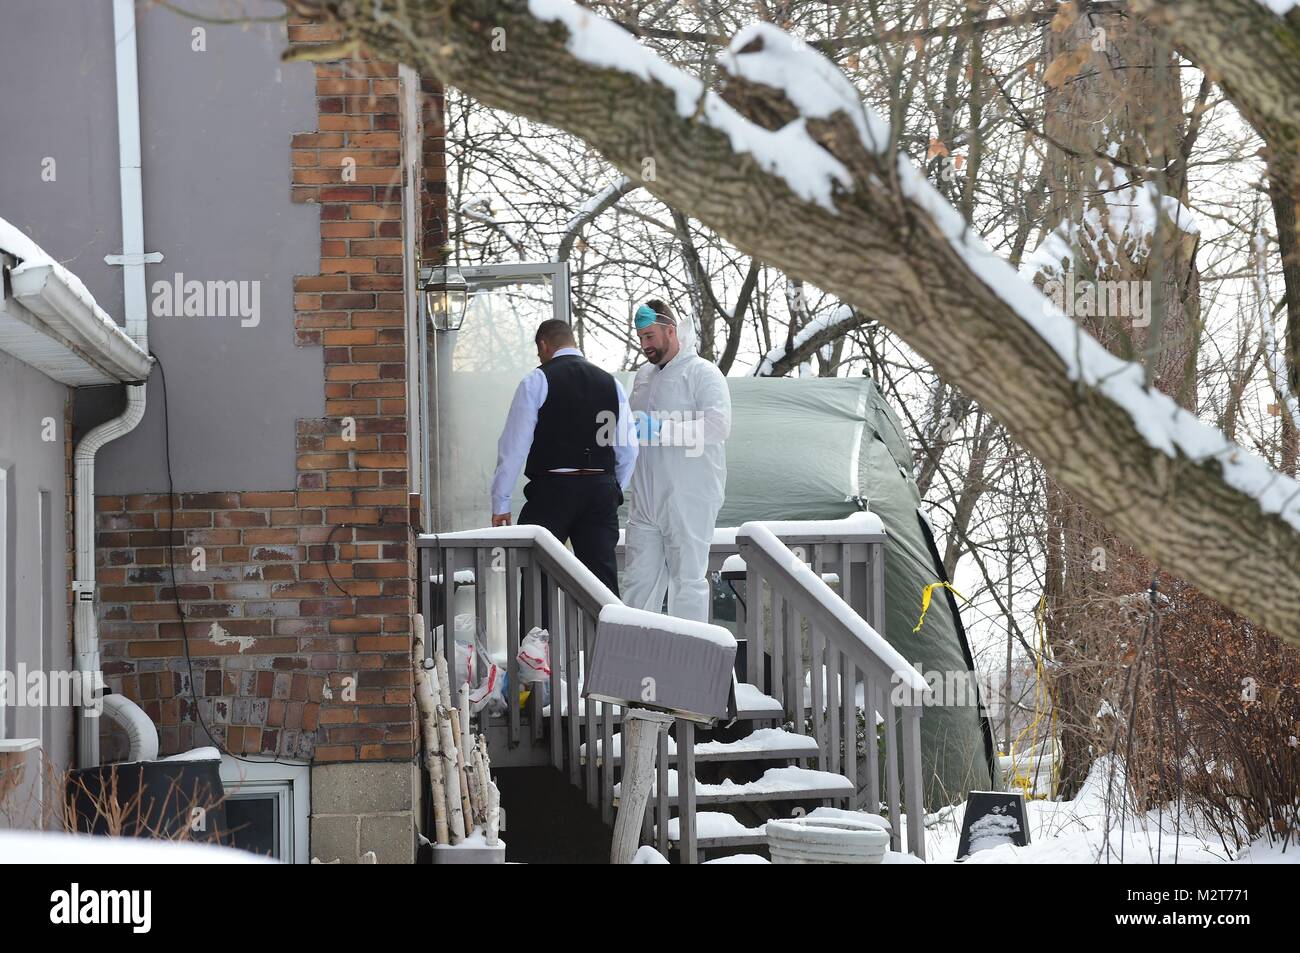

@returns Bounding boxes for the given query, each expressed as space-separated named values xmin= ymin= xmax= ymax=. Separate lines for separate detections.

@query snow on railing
xmin=417 ymin=527 xmax=667 ymax=852
xmin=416 ymin=514 xmax=924 ymax=861
xmin=735 ymin=521 xmax=928 ymax=859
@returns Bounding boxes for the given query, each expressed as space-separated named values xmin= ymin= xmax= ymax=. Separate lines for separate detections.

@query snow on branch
xmin=895 ymin=135 xmax=1300 ymax=534
xmin=755 ymin=303 xmax=858 ymax=377
xmin=527 ymin=0 xmax=854 ymax=211
xmin=557 ymin=175 xmax=636 ymax=261
xmin=595 ymin=16 xmax=1300 ymax=537
xmin=1023 ymin=163 xmax=1199 ymax=281
xmin=329 ymin=0 xmax=1300 ymax=637
xmin=708 ymin=21 xmax=1300 ymax=534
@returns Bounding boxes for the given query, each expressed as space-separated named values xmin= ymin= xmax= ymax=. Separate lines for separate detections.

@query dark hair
xmin=535 ymin=318 xmax=576 ymax=347
xmin=644 ymin=299 xmax=674 ymax=324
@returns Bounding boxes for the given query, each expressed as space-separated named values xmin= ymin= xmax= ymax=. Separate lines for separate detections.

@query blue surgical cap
xmin=634 ymin=304 xmax=660 ymax=329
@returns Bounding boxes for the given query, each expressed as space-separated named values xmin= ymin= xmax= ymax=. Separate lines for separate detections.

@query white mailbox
xmin=584 ymin=604 xmax=737 ymax=724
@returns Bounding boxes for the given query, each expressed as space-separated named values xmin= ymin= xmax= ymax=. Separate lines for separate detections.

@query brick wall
xmin=95 ymin=487 xmax=413 ymax=762
xmin=420 ymin=76 xmax=448 ymax=259
xmin=93 ymin=29 xmax=437 ymax=766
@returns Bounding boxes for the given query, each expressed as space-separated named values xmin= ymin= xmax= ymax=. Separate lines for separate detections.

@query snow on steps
xmin=581 ymin=726 xmax=819 ymax=765
xmin=666 ymin=811 xmax=767 ymax=849
xmin=689 ymin=851 xmax=920 ymax=864
xmin=661 ymin=805 xmax=891 ymax=849
xmin=613 ymin=765 xmax=853 ymax=806
xmin=545 ymin=681 xmax=783 ymax=721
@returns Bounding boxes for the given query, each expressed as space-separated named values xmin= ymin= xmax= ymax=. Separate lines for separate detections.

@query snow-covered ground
xmin=917 ymin=759 xmax=1296 ymax=865
xmin=0 ymin=830 xmax=272 ymax=864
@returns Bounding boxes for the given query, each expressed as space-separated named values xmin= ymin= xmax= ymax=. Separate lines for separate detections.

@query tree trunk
xmin=284 ymin=0 xmax=1300 ymax=644
xmin=1035 ymin=6 xmax=1201 ymax=796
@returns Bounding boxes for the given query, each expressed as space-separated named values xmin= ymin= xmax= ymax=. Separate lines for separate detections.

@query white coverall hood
xmin=624 ymin=339 xmax=732 ymax=622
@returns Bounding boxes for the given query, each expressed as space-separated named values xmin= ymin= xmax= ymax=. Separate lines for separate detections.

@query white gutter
xmin=9 ymin=263 xmax=152 ymax=382
xmin=74 ymin=385 xmax=147 ymax=768
xmin=74 ymin=0 xmax=153 ymax=767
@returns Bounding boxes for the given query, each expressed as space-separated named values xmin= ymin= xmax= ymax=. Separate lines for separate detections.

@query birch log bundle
xmin=412 ymin=615 xmax=450 ymax=845
xmin=412 ymin=614 xmax=502 ymax=847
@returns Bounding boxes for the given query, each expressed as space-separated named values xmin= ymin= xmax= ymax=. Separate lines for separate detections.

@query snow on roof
xmin=0 ymin=217 xmax=123 ymax=338
xmin=0 ymin=216 xmax=151 ymax=384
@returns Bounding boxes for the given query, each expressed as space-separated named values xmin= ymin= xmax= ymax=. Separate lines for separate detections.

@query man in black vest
xmin=490 ymin=319 xmax=637 ymax=595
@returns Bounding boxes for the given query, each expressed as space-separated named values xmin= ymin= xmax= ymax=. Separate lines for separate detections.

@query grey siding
xmin=0 ymin=352 xmax=73 ymax=828
xmin=0 ymin=0 xmax=323 ymax=493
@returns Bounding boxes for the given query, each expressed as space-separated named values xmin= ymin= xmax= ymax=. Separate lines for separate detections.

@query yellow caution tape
xmin=1005 ymin=595 xmax=1059 ymax=800
xmin=912 ymin=581 xmax=968 ymax=633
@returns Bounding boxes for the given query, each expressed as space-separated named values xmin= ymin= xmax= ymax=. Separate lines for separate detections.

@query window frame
xmin=218 ymin=756 xmax=310 ymax=863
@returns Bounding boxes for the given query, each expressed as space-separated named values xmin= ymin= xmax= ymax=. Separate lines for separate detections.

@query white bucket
xmin=433 ymin=840 xmax=507 ymax=864
xmin=766 ymin=816 xmax=890 ymax=864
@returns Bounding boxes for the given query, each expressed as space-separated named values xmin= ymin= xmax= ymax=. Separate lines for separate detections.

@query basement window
xmin=219 ymin=757 xmax=309 ymax=864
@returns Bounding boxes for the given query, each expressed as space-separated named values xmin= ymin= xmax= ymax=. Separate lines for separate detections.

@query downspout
xmin=74 ymin=0 xmax=152 ymax=767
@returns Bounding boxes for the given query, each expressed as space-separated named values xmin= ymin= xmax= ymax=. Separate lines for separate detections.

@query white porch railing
xmin=416 ymin=514 xmax=928 ymax=862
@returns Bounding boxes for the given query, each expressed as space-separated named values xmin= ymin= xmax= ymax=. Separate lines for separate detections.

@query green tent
xmin=718 ymin=376 xmax=996 ymax=805
xmin=437 ymin=347 xmax=994 ymax=803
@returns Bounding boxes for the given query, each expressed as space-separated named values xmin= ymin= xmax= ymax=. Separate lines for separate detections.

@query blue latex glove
xmin=634 ymin=412 xmax=661 ymax=444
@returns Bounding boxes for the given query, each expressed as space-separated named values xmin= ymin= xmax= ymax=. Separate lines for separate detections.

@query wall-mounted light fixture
xmin=422 ymin=264 xmax=469 ymax=331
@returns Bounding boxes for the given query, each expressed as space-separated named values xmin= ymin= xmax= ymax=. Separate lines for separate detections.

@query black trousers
xmin=518 ymin=473 xmax=622 ymax=600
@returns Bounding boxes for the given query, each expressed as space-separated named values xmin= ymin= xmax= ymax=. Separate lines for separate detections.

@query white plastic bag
xmin=454 ymin=640 xmax=476 ymax=689
xmin=517 ymin=627 xmax=551 ymax=683
xmin=468 ymin=662 xmax=507 ymax=715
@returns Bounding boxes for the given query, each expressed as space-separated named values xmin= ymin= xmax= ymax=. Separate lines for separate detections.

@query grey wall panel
xmin=0 ymin=1 xmax=124 ymax=318
xmin=2 ymin=2 xmax=324 ymax=492
xmin=0 ymin=352 xmax=74 ymax=822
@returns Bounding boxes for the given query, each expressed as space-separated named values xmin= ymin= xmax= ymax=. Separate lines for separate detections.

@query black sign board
xmin=956 ymin=790 xmax=1030 ymax=860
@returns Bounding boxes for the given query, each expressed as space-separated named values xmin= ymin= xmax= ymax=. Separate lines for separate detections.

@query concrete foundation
xmin=310 ymin=761 xmax=420 ymax=863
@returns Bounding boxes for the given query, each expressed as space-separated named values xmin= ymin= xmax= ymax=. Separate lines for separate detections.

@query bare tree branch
xmin=292 ymin=0 xmax=1300 ymax=643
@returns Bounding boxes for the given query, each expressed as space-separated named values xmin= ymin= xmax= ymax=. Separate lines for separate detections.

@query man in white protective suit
xmin=623 ymin=299 xmax=732 ymax=622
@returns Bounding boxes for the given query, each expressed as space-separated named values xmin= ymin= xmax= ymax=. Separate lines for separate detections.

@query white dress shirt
xmin=491 ymin=347 xmax=638 ymax=515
